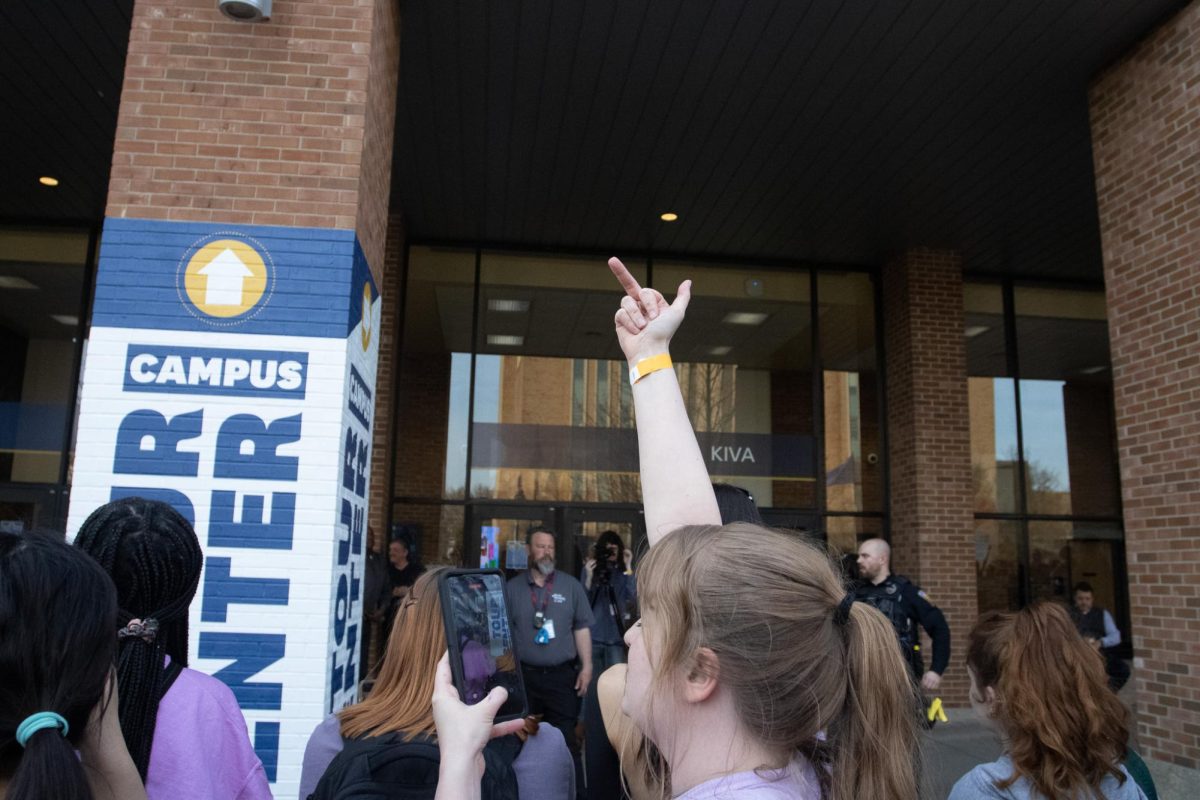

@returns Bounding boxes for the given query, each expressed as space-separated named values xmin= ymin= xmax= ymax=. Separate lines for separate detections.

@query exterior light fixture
xmin=722 ymin=311 xmax=768 ymax=326
xmin=38 ymin=177 xmax=59 ymax=187
xmin=219 ymin=0 xmax=271 ymax=21
xmin=660 ymin=212 xmax=678 ymax=222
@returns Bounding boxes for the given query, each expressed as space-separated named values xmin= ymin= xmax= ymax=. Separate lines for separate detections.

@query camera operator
xmin=580 ymin=530 xmax=636 ymax=675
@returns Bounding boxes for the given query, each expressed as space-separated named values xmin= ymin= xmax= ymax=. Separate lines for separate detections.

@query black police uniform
xmin=853 ymin=573 xmax=950 ymax=680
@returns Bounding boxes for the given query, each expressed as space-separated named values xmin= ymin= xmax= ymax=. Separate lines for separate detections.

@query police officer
xmin=853 ymin=538 xmax=950 ymax=691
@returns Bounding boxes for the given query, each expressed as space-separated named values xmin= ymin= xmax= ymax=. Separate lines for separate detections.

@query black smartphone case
xmin=437 ymin=568 xmax=529 ymax=724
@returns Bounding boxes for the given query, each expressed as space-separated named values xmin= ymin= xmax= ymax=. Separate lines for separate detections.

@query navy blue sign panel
xmin=124 ymin=344 xmax=309 ymax=399
xmin=471 ymin=423 xmax=814 ymax=478
xmin=93 ymin=218 xmax=376 ymax=338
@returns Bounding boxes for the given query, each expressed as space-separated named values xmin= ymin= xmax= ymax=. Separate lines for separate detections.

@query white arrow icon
xmin=197 ymin=249 xmax=254 ymax=306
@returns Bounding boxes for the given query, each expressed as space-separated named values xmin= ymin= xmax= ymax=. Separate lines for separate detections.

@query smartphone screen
xmin=439 ymin=569 xmax=527 ymax=723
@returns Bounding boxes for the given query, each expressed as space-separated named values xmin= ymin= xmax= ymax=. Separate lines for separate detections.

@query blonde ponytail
xmin=830 ymin=601 xmax=923 ymax=800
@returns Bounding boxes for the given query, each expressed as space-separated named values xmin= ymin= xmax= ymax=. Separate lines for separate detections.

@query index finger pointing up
xmin=608 ymin=257 xmax=643 ymax=300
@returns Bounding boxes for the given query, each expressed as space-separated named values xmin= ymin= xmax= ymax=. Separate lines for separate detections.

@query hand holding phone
xmin=437 ymin=569 xmax=528 ymax=723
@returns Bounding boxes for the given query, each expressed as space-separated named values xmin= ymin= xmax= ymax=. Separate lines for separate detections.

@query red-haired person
xmin=949 ymin=603 xmax=1151 ymax=800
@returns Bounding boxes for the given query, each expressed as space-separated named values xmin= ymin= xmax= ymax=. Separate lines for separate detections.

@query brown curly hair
xmin=967 ymin=602 xmax=1130 ymax=798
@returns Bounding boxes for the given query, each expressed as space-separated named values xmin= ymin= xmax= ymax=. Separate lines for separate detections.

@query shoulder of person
xmin=892 ymin=575 xmax=934 ymax=602
xmin=948 ymin=759 xmax=1020 ymax=800
xmin=172 ymin=666 xmax=244 ymax=712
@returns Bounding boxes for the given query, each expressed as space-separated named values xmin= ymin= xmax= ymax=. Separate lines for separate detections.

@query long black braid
xmin=74 ymin=497 xmax=202 ymax=779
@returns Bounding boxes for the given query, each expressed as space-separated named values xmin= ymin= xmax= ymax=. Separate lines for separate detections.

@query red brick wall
xmin=107 ymin=0 xmax=397 ymax=283
xmin=1090 ymin=0 xmax=1200 ymax=769
xmin=883 ymin=248 xmax=976 ymax=705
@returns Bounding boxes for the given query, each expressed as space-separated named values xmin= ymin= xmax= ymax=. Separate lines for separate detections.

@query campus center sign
xmin=67 ymin=219 xmax=380 ymax=797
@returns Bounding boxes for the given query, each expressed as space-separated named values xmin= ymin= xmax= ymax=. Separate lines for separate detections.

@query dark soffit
xmin=392 ymin=0 xmax=1191 ymax=280
xmin=0 ymin=1 xmax=1190 ymax=283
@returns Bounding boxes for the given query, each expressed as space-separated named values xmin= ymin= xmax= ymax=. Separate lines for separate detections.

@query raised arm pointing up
xmin=607 ymin=257 xmax=720 ymax=545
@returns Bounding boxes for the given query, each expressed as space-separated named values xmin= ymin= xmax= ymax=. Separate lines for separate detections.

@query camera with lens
xmin=591 ymin=538 xmax=621 ymax=587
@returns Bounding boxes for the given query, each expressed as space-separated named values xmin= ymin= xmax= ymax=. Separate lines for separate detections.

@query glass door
xmin=467 ymin=503 xmax=556 ymax=578
xmin=563 ymin=506 xmax=646 ymax=580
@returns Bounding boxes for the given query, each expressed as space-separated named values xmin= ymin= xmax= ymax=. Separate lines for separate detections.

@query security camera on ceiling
xmin=218 ymin=0 xmax=271 ymax=22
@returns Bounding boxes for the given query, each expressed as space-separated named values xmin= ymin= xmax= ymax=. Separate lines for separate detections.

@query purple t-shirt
xmin=145 ymin=666 xmax=272 ymax=800
xmin=676 ymin=759 xmax=822 ymax=799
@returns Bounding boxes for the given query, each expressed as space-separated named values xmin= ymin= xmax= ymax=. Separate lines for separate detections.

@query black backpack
xmin=308 ymin=731 xmax=522 ymax=800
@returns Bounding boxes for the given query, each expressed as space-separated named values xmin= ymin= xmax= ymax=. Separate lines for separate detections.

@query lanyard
xmin=529 ymin=572 xmax=555 ymax=617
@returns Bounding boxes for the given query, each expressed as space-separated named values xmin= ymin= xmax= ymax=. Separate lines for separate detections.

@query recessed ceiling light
xmin=722 ymin=311 xmax=768 ymax=326
xmin=487 ymin=299 xmax=529 ymax=313
xmin=660 ymin=212 xmax=678 ymax=222
xmin=707 ymin=346 xmax=732 ymax=356
xmin=1080 ymin=365 xmax=1107 ymax=375
xmin=52 ymin=314 xmax=79 ymax=326
xmin=38 ymin=176 xmax=59 ymax=187
xmin=965 ymin=325 xmax=989 ymax=338
xmin=487 ymin=335 xmax=524 ymax=347
xmin=0 ymin=276 xmax=38 ymax=290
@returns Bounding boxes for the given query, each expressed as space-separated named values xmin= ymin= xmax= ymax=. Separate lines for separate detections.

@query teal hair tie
xmin=15 ymin=712 xmax=69 ymax=747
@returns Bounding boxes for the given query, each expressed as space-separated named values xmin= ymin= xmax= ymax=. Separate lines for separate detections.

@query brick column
xmin=882 ymin=248 xmax=976 ymax=705
xmin=69 ymin=2 xmax=402 ymax=794
xmin=1090 ymin=0 xmax=1200 ymax=773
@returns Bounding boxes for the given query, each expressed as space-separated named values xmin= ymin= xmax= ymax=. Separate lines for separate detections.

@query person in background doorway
xmin=1070 ymin=581 xmax=1131 ymax=692
xmin=581 ymin=530 xmax=636 ymax=676
xmin=360 ymin=527 xmax=391 ymax=680
xmin=383 ymin=535 xmax=426 ymax=648
xmin=711 ymin=483 xmax=763 ymax=525
xmin=506 ymin=527 xmax=594 ymax=799
xmin=854 ymin=537 xmax=950 ymax=691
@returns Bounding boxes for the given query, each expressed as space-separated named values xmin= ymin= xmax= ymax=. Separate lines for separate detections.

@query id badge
xmin=541 ymin=619 xmax=556 ymax=641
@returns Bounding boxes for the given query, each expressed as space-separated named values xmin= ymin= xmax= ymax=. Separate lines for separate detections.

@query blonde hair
xmin=634 ymin=524 xmax=922 ymax=800
xmin=338 ymin=566 xmax=449 ymax=740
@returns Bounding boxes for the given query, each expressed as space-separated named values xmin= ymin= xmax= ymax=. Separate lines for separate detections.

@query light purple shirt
xmin=146 ymin=667 xmax=272 ymax=800
xmin=676 ymin=759 xmax=822 ymax=799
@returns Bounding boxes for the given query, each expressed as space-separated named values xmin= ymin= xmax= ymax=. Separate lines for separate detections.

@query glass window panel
xmin=394 ymin=247 xmax=475 ymax=500
xmin=0 ymin=227 xmax=89 ymax=485
xmin=655 ymin=262 xmax=815 ymax=509
xmin=470 ymin=253 xmax=647 ymax=503
xmin=975 ymin=519 xmax=1022 ymax=614
xmin=819 ymin=272 xmax=881 ymax=512
xmin=391 ymin=502 xmax=465 ymax=568
xmin=1028 ymin=520 xmax=1125 ymax=610
xmin=965 ymin=283 xmax=1019 ymax=514
xmin=1015 ymin=287 xmax=1119 ymax=517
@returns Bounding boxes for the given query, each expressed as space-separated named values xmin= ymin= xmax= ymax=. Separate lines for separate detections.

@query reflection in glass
xmin=1028 ymin=520 xmax=1124 ymax=611
xmin=657 ymin=261 xmax=815 ymax=509
xmin=965 ymin=283 xmax=1019 ymax=514
xmin=1015 ymin=286 xmax=1119 ymax=518
xmin=394 ymin=247 xmax=476 ymax=500
xmin=0 ymin=227 xmax=89 ymax=486
xmin=975 ymin=519 xmax=1022 ymax=614
xmin=820 ymin=272 xmax=881 ymax=512
xmin=968 ymin=378 xmax=1020 ymax=513
xmin=392 ymin=502 xmax=465 ymax=568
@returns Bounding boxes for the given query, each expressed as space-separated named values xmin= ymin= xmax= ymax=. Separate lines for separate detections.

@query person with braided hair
xmin=74 ymin=497 xmax=271 ymax=800
xmin=0 ymin=530 xmax=147 ymax=800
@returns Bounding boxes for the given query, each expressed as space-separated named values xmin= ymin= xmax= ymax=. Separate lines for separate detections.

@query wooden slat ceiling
xmin=0 ymin=0 xmax=1189 ymax=281
xmin=393 ymin=0 xmax=1190 ymax=280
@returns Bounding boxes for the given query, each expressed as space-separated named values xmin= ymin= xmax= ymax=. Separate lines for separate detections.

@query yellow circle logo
xmin=361 ymin=282 xmax=373 ymax=351
xmin=182 ymin=239 xmax=269 ymax=318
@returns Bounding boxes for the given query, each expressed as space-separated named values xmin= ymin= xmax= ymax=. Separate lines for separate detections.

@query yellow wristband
xmin=629 ymin=353 xmax=672 ymax=385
